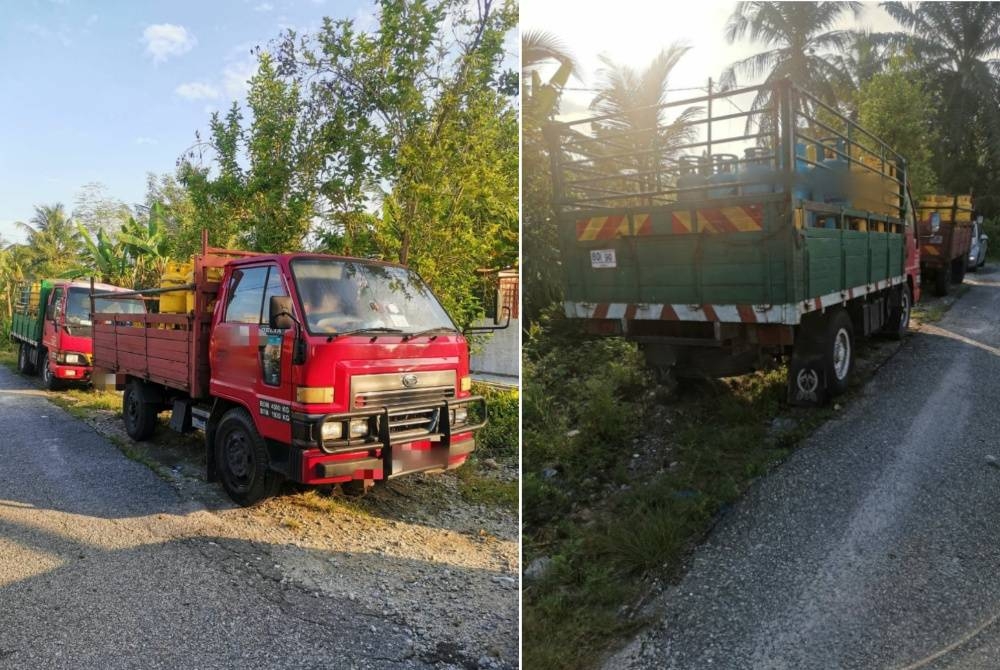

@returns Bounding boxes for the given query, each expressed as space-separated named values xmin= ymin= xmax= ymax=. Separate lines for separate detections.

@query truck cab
xmin=12 ymin=280 xmax=144 ymax=388
xmin=207 ymin=254 xmax=483 ymax=501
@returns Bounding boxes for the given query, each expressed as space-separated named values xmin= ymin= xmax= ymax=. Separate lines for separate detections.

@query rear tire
xmin=17 ymin=344 xmax=35 ymax=375
xmin=884 ymin=285 xmax=911 ymax=341
xmin=933 ymin=264 xmax=951 ymax=296
xmin=215 ymin=408 xmax=281 ymax=506
xmin=123 ymin=380 xmax=158 ymax=441
xmin=822 ymin=309 xmax=854 ymax=397
xmin=952 ymin=257 xmax=966 ymax=284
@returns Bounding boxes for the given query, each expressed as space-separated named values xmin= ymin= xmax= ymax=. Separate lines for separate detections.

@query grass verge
xmin=522 ymin=314 xmax=852 ymax=670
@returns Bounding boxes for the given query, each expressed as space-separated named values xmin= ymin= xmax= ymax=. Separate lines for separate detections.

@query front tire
xmin=215 ymin=408 xmax=281 ymax=506
xmin=41 ymin=355 xmax=61 ymax=391
xmin=123 ymin=380 xmax=158 ymax=440
xmin=952 ymin=257 xmax=966 ymax=285
xmin=822 ymin=309 xmax=854 ymax=397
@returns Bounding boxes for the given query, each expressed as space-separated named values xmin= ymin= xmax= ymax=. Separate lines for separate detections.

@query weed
xmin=455 ymin=463 xmax=517 ymax=510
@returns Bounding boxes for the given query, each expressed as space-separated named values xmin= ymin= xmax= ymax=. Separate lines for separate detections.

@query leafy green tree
xmin=855 ymin=61 xmax=938 ymax=201
xmin=876 ymin=1 xmax=1000 ymax=211
xmin=179 ymin=52 xmax=318 ymax=253
xmin=144 ymin=172 xmax=198 ymax=259
xmin=276 ymin=0 xmax=518 ymax=325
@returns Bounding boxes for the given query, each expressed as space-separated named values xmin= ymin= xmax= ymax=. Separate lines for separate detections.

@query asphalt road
xmin=0 ymin=366 xmax=434 ymax=669
xmin=610 ymin=266 xmax=1000 ymax=670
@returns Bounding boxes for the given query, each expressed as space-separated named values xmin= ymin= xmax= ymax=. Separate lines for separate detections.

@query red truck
xmin=10 ymin=279 xmax=144 ymax=389
xmin=91 ymin=237 xmax=488 ymax=505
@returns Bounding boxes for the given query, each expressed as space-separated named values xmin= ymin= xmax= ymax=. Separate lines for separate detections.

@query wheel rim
xmin=18 ymin=347 xmax=25 ymax=369
xmin=833 ymin=328 xmax=851 ymax=380
xmin=43 ymin=362 xmax=52 ymax=384
xmin=222 ymin=428 xmax=253 ymax=492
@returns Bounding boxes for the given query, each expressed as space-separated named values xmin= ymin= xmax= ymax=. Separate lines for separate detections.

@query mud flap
xmin=787 ymin=354 xmax=828 ymax=407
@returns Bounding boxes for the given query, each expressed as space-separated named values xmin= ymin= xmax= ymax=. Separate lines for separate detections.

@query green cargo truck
xmin=547 ymin=79 xmax=921 ymax=405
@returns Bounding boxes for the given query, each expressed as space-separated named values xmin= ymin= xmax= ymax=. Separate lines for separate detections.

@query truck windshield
xmin=66 ymin=287 xmax=145 ymax=326
xmin=290 ymin=259 xmax=456 ymax=336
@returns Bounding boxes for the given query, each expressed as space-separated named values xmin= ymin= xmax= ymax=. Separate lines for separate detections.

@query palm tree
xmin=721 ymin=2 xmax=861 ymax=127
xmin=522 ymin=30 xmax=579 ymax=122
xmin=585 ymin=46 xmax=701 ymax=205
xmin=875 ymin=2 xmax=1000 ymax=199
xmin=16 ymin=204 xmax=80 ymax=278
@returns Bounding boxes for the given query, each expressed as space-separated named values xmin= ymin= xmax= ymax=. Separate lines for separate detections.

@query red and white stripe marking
xmin=566 ymin=276 xmax=908 ymax=325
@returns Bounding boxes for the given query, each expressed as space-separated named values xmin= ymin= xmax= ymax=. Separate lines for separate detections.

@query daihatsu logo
xmin=401 ymin=374 xmax=419 ymax=388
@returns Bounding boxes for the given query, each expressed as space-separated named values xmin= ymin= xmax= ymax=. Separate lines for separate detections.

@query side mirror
xmin=269 ymin=295 xmax=295 ymax=330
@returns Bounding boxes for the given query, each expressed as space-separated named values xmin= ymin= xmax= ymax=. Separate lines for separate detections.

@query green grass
xmin=455 ymin=461 xmax=517 ymax=510
xmin=0 ymin=347 xmax=16 ymax=371
xmin=522 ymin=323 xmax=839 ymax=670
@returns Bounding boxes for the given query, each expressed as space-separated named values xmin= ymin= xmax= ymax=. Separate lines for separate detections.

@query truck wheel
xmin=123 ymin=381 xmax=158 ymax=441
xmin=933 ymin=264 xmax=951 ymax=297
xmin=17 ymin=344 xmax=35 ymax=375
xmin=822 ymin=309 xmax=854 ymax=396
xmin=41 ymin=356 xmax=61 ymax=391
xmin=952 ymin=257 xmax=966 ymax=284
xmin=215 ymin=408 xmax=281 ymax=507
xmin=884 ymin=285 xmax=911 ymax=341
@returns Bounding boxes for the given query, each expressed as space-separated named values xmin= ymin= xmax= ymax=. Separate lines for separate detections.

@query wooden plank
xmin=144 ymin=327 xmax=191 ymax=341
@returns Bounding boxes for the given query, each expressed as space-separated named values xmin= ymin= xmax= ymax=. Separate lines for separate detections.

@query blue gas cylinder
xmin=815 ymin=138 xmax=849 ymax=204
xmin=677 ymin=155 xmax=708 ymax=201
xmin=741 ymin=147 xmax=773 ymax=195
xmin=708 ymin=154 xmax=739 ymax=198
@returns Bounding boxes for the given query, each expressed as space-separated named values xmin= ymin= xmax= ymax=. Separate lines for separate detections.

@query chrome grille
xmin=364 ymin=388 xmax=454 ymax=439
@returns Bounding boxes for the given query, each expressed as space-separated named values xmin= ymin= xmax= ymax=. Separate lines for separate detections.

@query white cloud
xmin=222 ymin=59 xmax=258 ymax=97
xmin=142 ymin=23 xmax=196 ymax=63
xmin=175 ymin=81 xmax=220 ymax=100
xmin=134 ymin=136 xmax=158 ymax=145
xmin=254 ymin=2 xmax=274 ymax=11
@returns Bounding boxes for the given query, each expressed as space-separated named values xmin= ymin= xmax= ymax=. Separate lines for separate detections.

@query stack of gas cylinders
xmin=675 ymin=139 xmax=900 ymax=227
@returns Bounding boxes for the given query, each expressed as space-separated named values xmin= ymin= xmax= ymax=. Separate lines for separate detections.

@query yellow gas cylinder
xmin=160 ymin=261 xmax=193 ymax=313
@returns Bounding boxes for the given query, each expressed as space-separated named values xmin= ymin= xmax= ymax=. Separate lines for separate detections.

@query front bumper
xmin=52 ymin=363 xmax=90 ymax=381
xmin=289 ymin=395 xmax=486 ymax=484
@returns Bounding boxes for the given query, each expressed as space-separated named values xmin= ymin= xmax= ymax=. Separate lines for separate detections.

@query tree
xmin=876 ymin=2 xmax=1000 ymax=211
xmin=522 ymin=30 xmax=579 ymax=122
xmin=276 ymin=0 xmax=518 ymax=326
xmin=72 ymin=182 xmax=131 ymax=235
xmin=179 ymin=51 xmax=318 ymax=253
xmin=721 ymin=2 xmax=862 ymax=120
xmin=521 ymin=30 xmax=579 ymax=324
xmin=16 ymin=204 xmax=80 ymax=278
xmin=855 ymin=61 xmax=938 ymax=201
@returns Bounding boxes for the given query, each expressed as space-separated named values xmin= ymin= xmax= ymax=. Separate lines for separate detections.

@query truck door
xmin=210 ymin=264 xmax=294 ymax=442
xmin=42 ymin=285 xmax=64 ymax=355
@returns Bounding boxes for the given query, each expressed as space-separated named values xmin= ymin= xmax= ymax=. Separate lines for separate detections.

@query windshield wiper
xmin=328 ymin=326 xmax=404 ymax=340
xmin=402 ymin=327 xmax=459 ymax=341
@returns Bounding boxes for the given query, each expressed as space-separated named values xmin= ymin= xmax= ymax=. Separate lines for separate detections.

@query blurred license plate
xmin=929 ymin=235 xmax=943 ymax=244
xmin=390 ymin=443 xmax=448 ymax=477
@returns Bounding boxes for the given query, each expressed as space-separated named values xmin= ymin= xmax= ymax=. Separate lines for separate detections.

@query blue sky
xmin=0 ymin=0 xmax=379 ymax=243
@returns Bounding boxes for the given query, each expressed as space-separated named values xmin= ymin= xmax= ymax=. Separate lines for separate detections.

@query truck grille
xmin=356 ymin=386 xmax=455 ymax=440
xmin=351 ymin=371 xmax=457 ymax=441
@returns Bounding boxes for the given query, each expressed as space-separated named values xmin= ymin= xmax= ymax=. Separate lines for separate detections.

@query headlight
xmin=65 ymin=353 xmax=81 ymax=364
xmin=451 ymin=407 xmax=468 ymax=425
xmin=349 ymin=418 xmax=369 ymax=437
xmin=321 ymin=421 xmax=343 ymax=441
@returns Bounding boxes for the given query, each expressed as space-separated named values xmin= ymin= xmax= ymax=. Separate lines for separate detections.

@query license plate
xmin=590 ymin=249 xmax=616 ymax=268
xmin=929 ymin=235 xmax=943 ymax=244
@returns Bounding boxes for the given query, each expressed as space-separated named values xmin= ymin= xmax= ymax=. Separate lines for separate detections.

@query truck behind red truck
xmin=91 ymin=237 xmax=487 ymax=505
xmin=10 ymin=279 xmax=144 ymax=389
